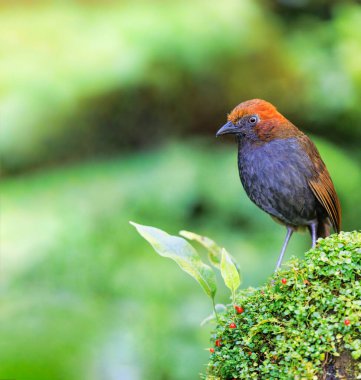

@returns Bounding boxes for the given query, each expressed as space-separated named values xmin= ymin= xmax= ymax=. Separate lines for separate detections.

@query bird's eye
xmin=248 ymin=116 xmax=258 ymax=124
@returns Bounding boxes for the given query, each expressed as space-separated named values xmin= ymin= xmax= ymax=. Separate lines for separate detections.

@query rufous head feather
xmin=227 ymin=99 xmax=286 ymax=124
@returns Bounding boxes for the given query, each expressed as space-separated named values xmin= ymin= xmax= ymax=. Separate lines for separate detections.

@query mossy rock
xmin=206 ymin=231 xmax=361 ymax=380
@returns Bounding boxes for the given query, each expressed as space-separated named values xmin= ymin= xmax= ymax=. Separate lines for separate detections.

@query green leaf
xmin=130 ymin=222 xmax=217 ymax=299
xmin=180 ymin=230 xmax=241 ymax=275
xmin=352 ymin=349 xmax=361 ymax=360
xmin=220 ymin=248 xmax=241 ymax=300
xmin=179 ymin=230 xmax=222 ymax=269
xmin=200 ymin=304 xmax=226 ymax=326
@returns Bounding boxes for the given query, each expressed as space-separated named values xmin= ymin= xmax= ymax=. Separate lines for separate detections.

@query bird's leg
xmin=310 ymin=221 xmax=318 ymax=248
xmin=274 ymin=227 xmax=293 ymax=272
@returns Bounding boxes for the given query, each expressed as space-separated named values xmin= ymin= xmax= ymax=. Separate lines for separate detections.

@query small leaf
xmin=200 ymin=313 xmax=216 ymax=327
xmin=215 ymin=303 xmax=227 ymax=313
xmin=180 ymin=230 xmax=240 ymax=276
xmin=200 ymin=305 xmax=227 ymax=326
xmin=351 ymin=349 xmax=361 ymax=360
xmin=221 ymin=248 xmax=241 ymax=297
xmin=130 ymin=222 xmax=217 ymax=299
xmin=179 ymin=230 xmax=222 ymax=269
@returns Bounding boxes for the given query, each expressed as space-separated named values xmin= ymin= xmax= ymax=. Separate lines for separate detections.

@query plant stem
xmin=212 ymin=298 xmax=219 ymax=323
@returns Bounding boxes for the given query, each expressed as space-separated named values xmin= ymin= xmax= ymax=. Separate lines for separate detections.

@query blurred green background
xmin=1 ymin=0 xmax=360 ymax=379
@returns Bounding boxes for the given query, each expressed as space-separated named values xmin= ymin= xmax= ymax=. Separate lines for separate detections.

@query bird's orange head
xmin=216 ymin=99 xmax=298 ymax=141
xmin=227 ymin=99 xmax=282 ymax=123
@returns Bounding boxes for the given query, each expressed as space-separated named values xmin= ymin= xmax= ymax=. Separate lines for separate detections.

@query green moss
xmin=206 ymin=232 xmax=361 ymax=379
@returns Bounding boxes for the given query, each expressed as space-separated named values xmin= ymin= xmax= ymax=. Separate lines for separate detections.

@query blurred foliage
xmin=1 ymin=140 xmax=360 ymax=379
xmin=0 ymin=0 xmax=360 ymax=174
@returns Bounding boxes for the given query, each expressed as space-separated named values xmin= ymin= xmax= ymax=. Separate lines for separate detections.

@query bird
xmin=216 ymin=99 xmax=341 ymax=271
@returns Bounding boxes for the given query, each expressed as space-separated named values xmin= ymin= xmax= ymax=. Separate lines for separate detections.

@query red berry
xmin=229 ymin=322 xmax=237 ymax=329
xmin=281 ymin=278 xmax=287 ymax=284
xmin=234 ymin=305 xmax=244 ymax=314
xmin=344 ymin=319 xmax=350 ymax=326
xmin=215 ymin=339 xmax=222 ymax=347
xmin=209 ymin=347 xmax=215 ymax=353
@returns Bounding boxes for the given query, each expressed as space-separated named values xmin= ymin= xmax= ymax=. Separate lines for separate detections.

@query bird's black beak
xmin=216 ymin=121 xmax=239 ymax=137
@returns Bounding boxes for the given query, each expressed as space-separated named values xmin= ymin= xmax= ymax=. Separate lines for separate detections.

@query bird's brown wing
xmin=308 ymin=170 xmax=341 ymax=232
xmin=299 ymin=134 xmax=341 ymax=232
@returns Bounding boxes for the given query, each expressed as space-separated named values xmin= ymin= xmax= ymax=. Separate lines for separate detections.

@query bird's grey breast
xmin=237 ymin=137 xmax=317 ymax=226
